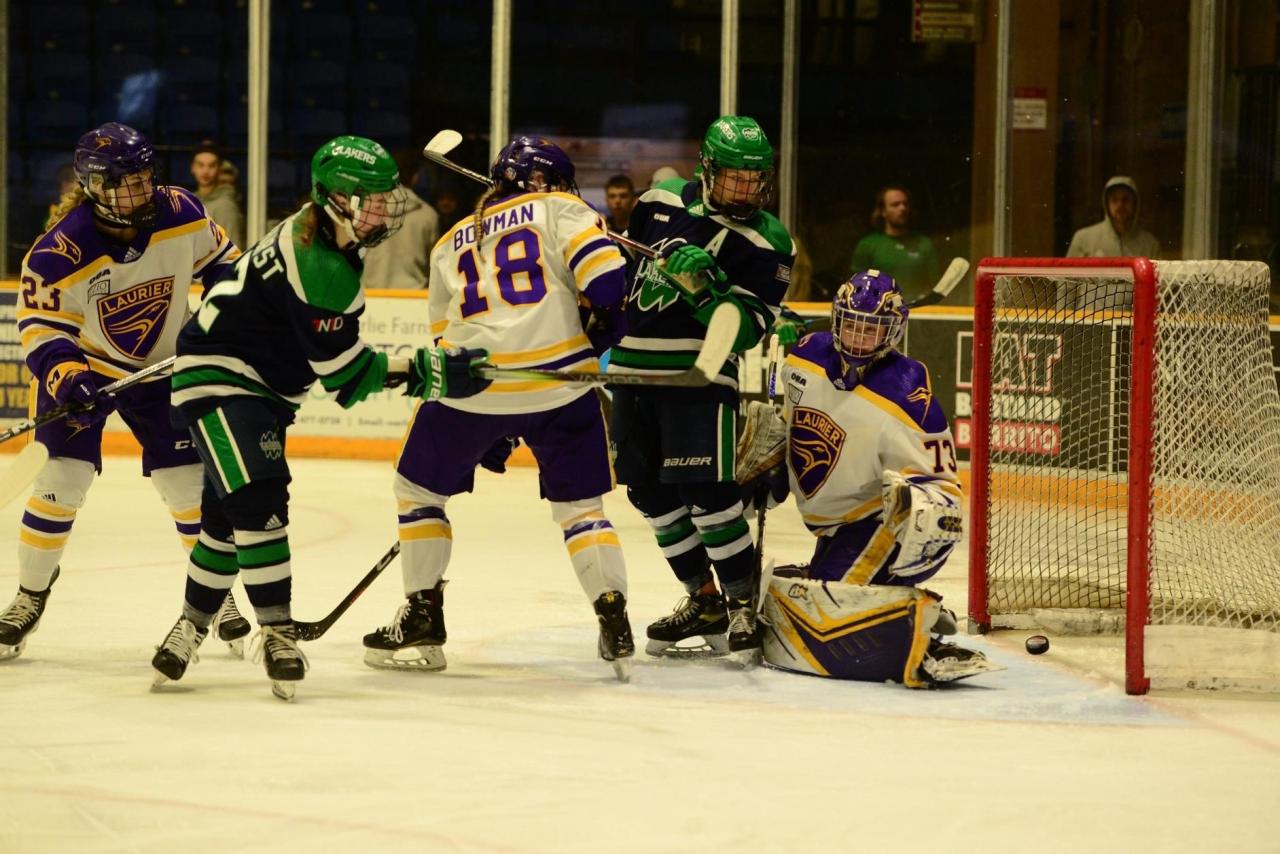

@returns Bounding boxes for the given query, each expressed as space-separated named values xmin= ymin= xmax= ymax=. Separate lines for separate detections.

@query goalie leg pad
xmin=762 ymin=577 xmax=940 ymax=688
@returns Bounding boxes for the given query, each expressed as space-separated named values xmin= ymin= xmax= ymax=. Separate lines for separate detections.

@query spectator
xmin=1065 ymin=175 xmax=1160 ymax=259
xmin=433 ymin=186 xmax=465 ymax=233
xmin=189 ymin=142 xmax=245 ymax=249
xmin=604 ymin=174 xmax=636 ymax=232
xmin=849 ymin=185 xmax=939 ymax=304
xmin=361 ymin=149 xmax=441 ymax=290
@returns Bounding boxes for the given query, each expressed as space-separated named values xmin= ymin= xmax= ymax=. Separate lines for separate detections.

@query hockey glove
xmin=479 ymin=436 xmax=520 ymax=474
xmin=48 ymin=363 xmax=116 ymax=426
xmin=772 ymin=306 xmax=807 ymax=347
xmin=408 ymin=347 xmax=493 ymax=401
xmin=657 ymin=245 xmax=732 ymax=311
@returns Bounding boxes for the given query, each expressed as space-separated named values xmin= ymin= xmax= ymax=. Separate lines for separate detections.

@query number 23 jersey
xmin=428 ymin=191 xmax=626 ymax=414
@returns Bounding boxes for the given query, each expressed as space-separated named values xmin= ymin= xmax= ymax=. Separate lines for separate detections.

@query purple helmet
xmin=73 ymin=122 xmax=159 ymax=228
xmin=831 ymin=269 xmax=907 ymax=375
xmin=490 ymin=136 xmax=578 ymax=194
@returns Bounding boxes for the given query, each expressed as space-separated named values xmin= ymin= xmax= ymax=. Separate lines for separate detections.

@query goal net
xmin=968 ymin=258 xmax=1280 ymax=693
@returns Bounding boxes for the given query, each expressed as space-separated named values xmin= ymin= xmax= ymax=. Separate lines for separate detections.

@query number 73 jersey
xmin=428 ymin=191 xmax=626 ymax=414
xmin=780 ymin=333 xmax=962 ymax=534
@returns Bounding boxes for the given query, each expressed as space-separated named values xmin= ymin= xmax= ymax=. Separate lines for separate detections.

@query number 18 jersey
xmin=427 ymin=191 xmax=626 ymax=414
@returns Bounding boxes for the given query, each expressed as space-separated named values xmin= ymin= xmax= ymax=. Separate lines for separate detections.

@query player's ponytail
xmin=471 ymin=184 xmax=502 ymax=255
xmin=44 ymin=185 xmax=88 ymax=233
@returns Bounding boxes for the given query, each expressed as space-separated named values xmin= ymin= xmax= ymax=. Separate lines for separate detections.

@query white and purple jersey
xmin=19 ymin=187 xmax=239 ymax=388
xmin=428 ymin=191 xmax=627 ymax=414
xmin=781 ymin=333 xmax=962 ymax=537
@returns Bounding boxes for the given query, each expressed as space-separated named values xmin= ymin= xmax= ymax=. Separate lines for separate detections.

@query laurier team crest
xmin=789 ymin=406 xmax=846 ymax=498
xmin=97 ymin=277 xmax=175 ymax=359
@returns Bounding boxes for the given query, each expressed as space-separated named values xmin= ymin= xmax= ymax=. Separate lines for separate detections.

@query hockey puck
xmin=1025 ymin=635 xmax=1050 ymax=655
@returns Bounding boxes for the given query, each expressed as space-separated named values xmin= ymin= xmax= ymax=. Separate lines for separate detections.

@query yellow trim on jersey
xmin=564 ymin=225 xmax=601 ymax=258
xmin=24 ymin=256 xmax=112 ymax=292
xmin=853 ymin=385 xmax=926 ymax=434
xmin=574 ymin=249 xmax=623 ymax=283
xmin=566 ymin=531 xmax=622 ymax=556
xmin=84 ymin=356 xmax=132 ymax=380
xmin=802 ymin=496 xmax=881 ymax=527
xmin=19 ymin=327 xmax=75 ymax=350
xmin=440 ymin=334 xmax=593 ymax=367
xmin=16 ymin=306 xmax=85 ymax=325
xmin=430 ymin=319 xmax=448 ymax=335
xmin=785 ymin=352 xmax=828 ymax=381
xmin=147 ymin=218 xmax=207 ymax=246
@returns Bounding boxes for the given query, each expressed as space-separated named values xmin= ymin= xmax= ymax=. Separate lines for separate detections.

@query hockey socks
xmin=235 ymin=527 xmax=292 ymax=625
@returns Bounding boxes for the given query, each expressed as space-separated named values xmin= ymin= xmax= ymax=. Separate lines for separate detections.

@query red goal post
xmin=967 ymin=257 xmax=1280 ymax=694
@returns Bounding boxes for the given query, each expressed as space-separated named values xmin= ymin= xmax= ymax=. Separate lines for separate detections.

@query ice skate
xmin=0 ymin=567 xmax=58 ymax=662
xmin=213 ymin=589 xmax=251 ymax=658
xmin=363 ymin=582 xmax=447 ymax=671
xmin=726 ymin=595 xmax=763 ymax=668
xmin=252 ymin=622 xmax=308 ymax=701
xmin=645 ymin=591 xmax=729 ymax=658
xmin=593 ymin=590 xmax=635 ymax=682
xmin=920 ymin=639 xmax=1005 ymax=684
xmin=150 ymin=616 xmax=208 ymax=688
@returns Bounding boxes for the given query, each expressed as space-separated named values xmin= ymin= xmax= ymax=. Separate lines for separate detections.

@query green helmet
xmin=697 ymin=116 xmax=775 ymax=221
xmin=310 ymin=135 xmax=406 ymax=247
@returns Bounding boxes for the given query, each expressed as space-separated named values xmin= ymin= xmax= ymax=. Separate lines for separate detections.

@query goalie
xmin=737 ymin=271 xmax=999 ymax=686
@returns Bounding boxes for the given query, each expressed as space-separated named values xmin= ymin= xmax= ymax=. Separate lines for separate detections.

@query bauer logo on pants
xmin=97 ymin=276 xmax=174 ymax=359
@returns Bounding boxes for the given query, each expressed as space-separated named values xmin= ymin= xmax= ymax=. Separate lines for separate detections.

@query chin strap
xmin=322 ymin=198 xmax=361 ymax=247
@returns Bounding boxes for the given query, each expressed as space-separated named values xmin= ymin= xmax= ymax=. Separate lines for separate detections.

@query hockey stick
xmin=0 ymin=441 xmax=50 ymax=509
xmin=905 ymin=257 xmax=969 ymax=309
xmin=475 ymin=301 xmax=739 ymax=388
xmin=0 ymin=356 xmax=176 ymax=445
xmin=749 ymin=334 xmax=782 ymax=618
xmin=423 ymin=129 xmax=660 ymax=260
xmin=294 ymin=542 xmax=400 ymax=642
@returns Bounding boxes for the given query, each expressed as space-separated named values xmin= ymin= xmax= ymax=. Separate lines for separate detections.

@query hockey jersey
xmin=781 ymin=333 xmax=962 ymax=537
xmin=171 ymin=205 xmax=388 ymax=419
xmin=18 ymin=187 xmax=239 ymax=387
xmin=610 ymin=179 xmax=795 ymax=391
xmin=428 ymin=190 xmax=627 ymax=414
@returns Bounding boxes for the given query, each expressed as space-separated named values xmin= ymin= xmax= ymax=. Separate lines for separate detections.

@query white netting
xmin=979 ymin=261 xmax=1280 ymax=688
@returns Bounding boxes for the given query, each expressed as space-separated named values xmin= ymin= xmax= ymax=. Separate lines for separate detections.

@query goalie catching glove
xmin=880 ymin=470 xmax=963 ymax=577
xmin=405 ymin=347 xmax=492 ymax=401
xmin=735 ymin=400 xmax=789 ymax=508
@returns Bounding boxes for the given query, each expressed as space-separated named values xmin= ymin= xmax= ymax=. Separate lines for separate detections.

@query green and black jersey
xmin=172 ymin=205 xmax=388 ymax=421
xmin=611 ymin=179 xmax=795 ymax=392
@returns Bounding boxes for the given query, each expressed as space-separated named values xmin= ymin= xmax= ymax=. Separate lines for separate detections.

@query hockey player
xmin=0 ymin=123 xmax=248 ymax=662
xmin=609 ymin=116 xmax=795 ymax=660
xmin=747 ymin=271 xmax=998 ymax=685
xmin=151 ymin=135 xmax=490 ymax=700
xmin=362 ymin=136 xmax=637 ymax=681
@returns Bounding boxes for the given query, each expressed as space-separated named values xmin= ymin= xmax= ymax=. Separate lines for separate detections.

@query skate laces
xmin=0 ymin=591 xmax=41 ymax=628
xmin=727 ymin=602 xmax=756 ymax=635
xmin=251 ymin=625 xmax=310 ymax=670
xmin=379 ymin=603 xmax=413 ymax=644
xmin=215 ymin=593 xmax=243 ymax=626
xmin=160 ymin=618 xmax=204 ymax=663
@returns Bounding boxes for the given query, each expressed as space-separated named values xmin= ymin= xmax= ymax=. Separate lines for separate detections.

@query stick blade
xmin=424 ymin=129 xmax=463 ymax=157
xmin=0 ymin=441 xmax=49 ymax=509
xmin=937 ymin=257 xmax=970 ymax=296
xmin=691 ymin=302 xmax=739 ymax=382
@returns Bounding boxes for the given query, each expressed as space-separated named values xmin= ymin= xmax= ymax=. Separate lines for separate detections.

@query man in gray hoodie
xmin=1060 ymin=175 xmax=1160 ymax=310
xmin=1066 ymin=175 xmax=1160 ymax=259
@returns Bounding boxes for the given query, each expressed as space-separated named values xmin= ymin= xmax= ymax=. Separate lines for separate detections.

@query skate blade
xmin=150 ymin=669 xmax=174 ymax=691
xmin=644 ymin=635 xmax=729 ymax=658
xmin=271 ymin=680 xmax=296 ymax=701
xmin=610 ymin=657 xmax=632 ymax=683
xmin=225 ymin=638 xmax=245 ymax=659
xmin=0 ymin=640 xmax=26 ymax=662
xmin=363 ymin=645 xmax=447 ymax=672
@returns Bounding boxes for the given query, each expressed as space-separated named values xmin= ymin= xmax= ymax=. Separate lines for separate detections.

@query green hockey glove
xmin=408 ymin=346 xmax=492 ymax=401
xmin=657 ymin=244 xmax=731 ymax=310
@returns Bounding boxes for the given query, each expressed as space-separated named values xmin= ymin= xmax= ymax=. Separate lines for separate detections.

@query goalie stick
xmin=906 ymin=257 xmax=969 ymax=309
xmin=423 ymin=129 xmax=659 ymax=260
xmin=294 ymin=542 xmax=400 ymax=641
xmin=475 ymin=301 xmax=739 ymax=388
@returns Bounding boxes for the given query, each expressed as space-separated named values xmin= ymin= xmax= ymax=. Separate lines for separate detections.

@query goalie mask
xmin=831 ymin=270 xmax=907 ymax=378
xmin=696 ymin=116 xmax=775 ymax=222
xmin=73 ymin=123 xmax=160 ymax=229
xmin=491 ymin=136 xmax=578 ymax=195
xmin=311 ymin=135 xmax=408 ymax=249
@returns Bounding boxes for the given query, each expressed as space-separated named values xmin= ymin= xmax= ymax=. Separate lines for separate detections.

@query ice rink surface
xmin=1 ymin=456 xmax=1277 ymax=853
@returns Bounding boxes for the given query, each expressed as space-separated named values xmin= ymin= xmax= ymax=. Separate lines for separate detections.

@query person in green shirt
xmin=849 ymin=185 xmax=939 ymax=304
